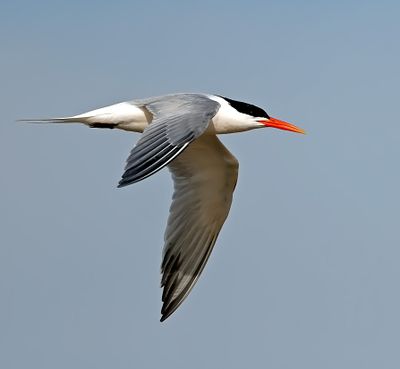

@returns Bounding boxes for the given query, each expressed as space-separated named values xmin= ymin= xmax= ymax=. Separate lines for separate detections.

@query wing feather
xmin=160 ymin=135 xmax=239 ymax=321
xmin=118 ymin=94 xmax=220 ymax=187
xmin=116 ymin=94 xmax=237 ymax=321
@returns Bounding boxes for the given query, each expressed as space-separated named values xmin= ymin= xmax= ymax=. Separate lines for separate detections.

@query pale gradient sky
xmin=1 ymin=1 xmax=400 ymax=368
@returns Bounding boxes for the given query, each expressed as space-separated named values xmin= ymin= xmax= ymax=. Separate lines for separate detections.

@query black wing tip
xmin=160 ymin=304 xmax=176 ymax=322
xmin=117 ymin=174 xmax=142 ymax=188
xmin=117 ymin=179 xmax=129 ymax=188
xmin=159 ymin=285 xmax=191 ymax=323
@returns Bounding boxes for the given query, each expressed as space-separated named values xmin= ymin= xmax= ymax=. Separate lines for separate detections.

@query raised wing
xmin=160 ymin=135 xmax=239 ymax=321
xmin=118 ymin=94 xmax=220 ymax=187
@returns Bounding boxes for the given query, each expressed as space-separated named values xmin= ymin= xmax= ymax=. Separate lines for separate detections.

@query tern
xmin=23 ymin=93 xmax=305 ymax=321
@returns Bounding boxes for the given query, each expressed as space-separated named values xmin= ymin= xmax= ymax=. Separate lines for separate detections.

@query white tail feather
xmin=18 ymin=101 xmax=149 ymax=132
xmin=17 ymin=116 xmax=89 ymax=124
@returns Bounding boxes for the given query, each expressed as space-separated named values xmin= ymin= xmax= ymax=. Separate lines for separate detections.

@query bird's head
xmin=219 ymin=96 xmax=305 ymax=134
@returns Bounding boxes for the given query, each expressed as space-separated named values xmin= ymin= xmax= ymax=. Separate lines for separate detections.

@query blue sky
xmin=1 ymin=1 xmax=400 ymax=368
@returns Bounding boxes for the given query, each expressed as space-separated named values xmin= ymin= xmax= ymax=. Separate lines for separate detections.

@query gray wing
xmin=160 ymin=135 xmax=239 ymax=321
xmin=118 ymin=94 xmax=220 ymax=187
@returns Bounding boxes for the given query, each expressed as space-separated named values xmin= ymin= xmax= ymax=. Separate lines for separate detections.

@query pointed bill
xmin=259 ymin=117 xmax=305 ymax=134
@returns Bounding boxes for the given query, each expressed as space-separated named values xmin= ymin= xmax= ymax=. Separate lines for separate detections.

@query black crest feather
xmin=219 ymin=96 xmax=270 ymax=119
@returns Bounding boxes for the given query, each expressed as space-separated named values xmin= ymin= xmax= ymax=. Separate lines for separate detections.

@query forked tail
xmin=17 ymin=117 xmax=82 ymax=124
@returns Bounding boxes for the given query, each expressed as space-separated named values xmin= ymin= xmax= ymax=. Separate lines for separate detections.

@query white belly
xmin=75 ymin=102 xmax=151 ymax=132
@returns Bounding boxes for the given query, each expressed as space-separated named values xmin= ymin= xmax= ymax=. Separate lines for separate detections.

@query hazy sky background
xmin=1 ymin=1 xmax=400 ymax=368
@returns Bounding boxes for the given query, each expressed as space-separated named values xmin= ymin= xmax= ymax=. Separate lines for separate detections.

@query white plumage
xmin=22 ymin=93 xmax=304 ymax=321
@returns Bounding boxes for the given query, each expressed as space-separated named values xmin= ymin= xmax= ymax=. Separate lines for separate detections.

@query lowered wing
xmin=160 ymin=135 xmax=239 ymax=321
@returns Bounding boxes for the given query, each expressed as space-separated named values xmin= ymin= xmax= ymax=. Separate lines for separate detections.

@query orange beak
xmin=259 ymin=117 xmax=305 ymax=134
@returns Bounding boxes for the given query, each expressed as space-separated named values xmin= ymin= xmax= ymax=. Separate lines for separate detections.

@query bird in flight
xmin=22 ymin=93 xmax=305 ymax=321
